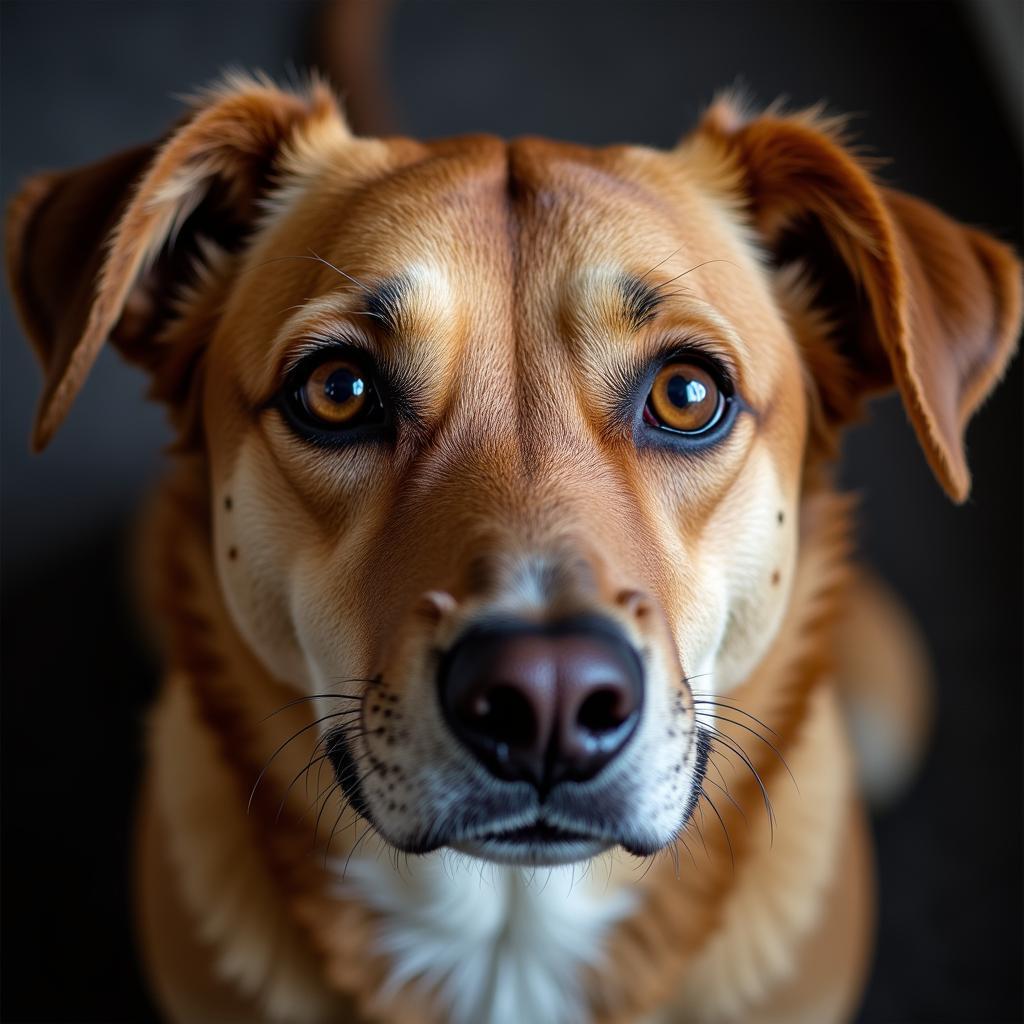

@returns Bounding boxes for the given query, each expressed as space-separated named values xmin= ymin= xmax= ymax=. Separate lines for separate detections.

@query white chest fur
xmin=340 ymin=852 xmax=636 ymax=1024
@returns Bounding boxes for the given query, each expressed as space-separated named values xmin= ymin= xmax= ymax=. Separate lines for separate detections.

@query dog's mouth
xmin=452 ymin=817 xmax=616 ymax=866
xmin=478 ymin=820 xmax=593 ymax=845
xmin=328 ymin=721 xmax=708 ymax=867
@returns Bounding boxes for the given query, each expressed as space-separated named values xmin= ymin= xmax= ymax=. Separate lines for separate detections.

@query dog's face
xmin=205 ymin=133 xmax=805 ymax=863
xmin=9 ymin=80 xmax=1019 ymax=867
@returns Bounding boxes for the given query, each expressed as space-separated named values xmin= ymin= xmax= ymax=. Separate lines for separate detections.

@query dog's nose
xmin=438 ymin=617 xmax=643 ymax=792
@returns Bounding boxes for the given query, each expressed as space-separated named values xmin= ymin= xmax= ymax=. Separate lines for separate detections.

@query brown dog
xmin=7 ymin=76 xmax=1021 ymax=1023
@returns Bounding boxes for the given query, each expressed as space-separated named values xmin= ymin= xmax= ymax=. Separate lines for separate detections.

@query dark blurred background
xmin=2 ymin=2 xmax=1021 ymax=1021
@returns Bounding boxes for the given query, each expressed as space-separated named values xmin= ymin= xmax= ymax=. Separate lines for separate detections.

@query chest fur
xmin=342 ymin=854 xmax=636 ymax=1024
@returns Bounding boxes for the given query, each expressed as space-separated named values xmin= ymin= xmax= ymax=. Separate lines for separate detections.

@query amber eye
xmin=645 ymin=362 xmax=724 ymax=434
xmin=300 ymin=358 xmax=370 ymax=426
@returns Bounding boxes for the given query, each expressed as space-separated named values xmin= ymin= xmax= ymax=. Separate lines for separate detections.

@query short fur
xmin=7 ymin=75 xmax=1021 ymax=1023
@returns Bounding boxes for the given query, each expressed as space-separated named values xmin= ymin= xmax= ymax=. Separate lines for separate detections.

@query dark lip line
xmin=459 ymin=816 xmax=616 ymax=846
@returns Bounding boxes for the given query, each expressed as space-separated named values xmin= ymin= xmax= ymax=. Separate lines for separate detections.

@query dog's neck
xmin=147 ymin=456 xmax=855 ymax=1023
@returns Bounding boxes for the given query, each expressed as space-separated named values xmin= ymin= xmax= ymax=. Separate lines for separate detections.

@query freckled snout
xmin=438 ymin=616 xmax=644 ymax=794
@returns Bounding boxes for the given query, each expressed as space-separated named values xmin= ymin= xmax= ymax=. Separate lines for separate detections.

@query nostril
xmin=461 ymin=684 xmax=536 ymax=748
xmin=577 ymin=687 xmax=630 ymax=734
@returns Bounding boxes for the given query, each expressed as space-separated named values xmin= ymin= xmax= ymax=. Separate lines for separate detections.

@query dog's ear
xmin=6 ymin=74 xmax=345 ymax=451
xmin=685 ymin=99 xmax=1022 ymax=502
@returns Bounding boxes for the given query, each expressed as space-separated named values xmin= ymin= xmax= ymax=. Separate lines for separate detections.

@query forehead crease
xmin=513 ymin=144 xmax=673 ymax=209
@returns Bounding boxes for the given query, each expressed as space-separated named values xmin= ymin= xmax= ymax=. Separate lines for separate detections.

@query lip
xmin=452 ymin=817 xmax=616 ymax=866
xmin=477 ymin=820 xmax=597 ymax=845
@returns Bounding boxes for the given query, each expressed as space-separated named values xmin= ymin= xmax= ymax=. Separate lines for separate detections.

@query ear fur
xmin=688 ymin=96 xmax=1022 ymax=501
xmin=6 ymin=73 xmax=345 ymax=451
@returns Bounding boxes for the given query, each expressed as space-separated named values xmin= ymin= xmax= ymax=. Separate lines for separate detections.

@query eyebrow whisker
xmin=655 ymin=258 xmax=738 ymax=292
xmin=243 ymin=253 xmax=370 ymax=290
xmin=306 ymin=248 xmax=372 ymax=292
xmin=637 ymin=247 xmax=681 ymax=283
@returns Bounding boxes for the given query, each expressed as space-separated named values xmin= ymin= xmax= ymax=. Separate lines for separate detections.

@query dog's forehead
xmin=226 ymin=132 xmax=786 ymax=406
xmin=282 ymin=132 xmax=756 ymax=305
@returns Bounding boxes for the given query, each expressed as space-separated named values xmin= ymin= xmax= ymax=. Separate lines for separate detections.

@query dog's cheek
xmin=213 ymin=448 xmax=313 ymax=689
xmin=287 ymin=543 xmax=378 ymax=693
xmin=704 ymin=457 xmax=798 ymax=692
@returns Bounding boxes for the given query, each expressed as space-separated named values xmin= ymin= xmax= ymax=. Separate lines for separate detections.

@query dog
xmin=7 ymin=73 xmax=1020 ymax=1023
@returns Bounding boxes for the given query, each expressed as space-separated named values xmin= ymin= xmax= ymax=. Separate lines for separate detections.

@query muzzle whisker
xmin=676 ymin=834 xmax=698 ymax=873
xmin=310 ymin=744 xmax=377 ymax=838
xmin=688 ymin=801 xmax=712 ymax=864
xmin=312 ymin=782 xmax=345 ymax=846
xmin=691 ymin=695 xmax=780 ymax=737
xmin=274 ymin=751 xmax=333 ymax=825
xmin=257 ymin=687 xmax=369 ymax=724
xmin=295 ymin=777 xmax=338 ymax=838
xmin=694 ymin=711 xmax=796 ymax=788
xmin=635 ymin=852 xmax=658 ymax=882
xmin=697 ymin=789 xmax=735 ymax=870
xmin=329 ymin=753 xmax=389 ymax=855
xmin=699 ymin=725 xmax=776 ymax=842
xmin=323 ymin=794 xmax=372 ymax=867
xmin=248 ymin=710 xmax=364 ymax=814
xmin=701 ymin=774 xmax=748 ymax=826
xmin=309 ymin=742 xmax=374 ymax=841
xmin=339 ymin=819 xmax=380 ymax=878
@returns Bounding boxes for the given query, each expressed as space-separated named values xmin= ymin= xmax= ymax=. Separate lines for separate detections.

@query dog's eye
xmin=644 ymin=362 xmax=724 ymax=434
xmin=301 ymin=358 xmax=369 ymax=426
xmin=279 ymin=349 xmax=388 ymax=441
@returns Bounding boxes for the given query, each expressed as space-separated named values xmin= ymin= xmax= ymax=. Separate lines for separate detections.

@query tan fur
xmin=7 ymin=76 xmax=1021 ymax=1023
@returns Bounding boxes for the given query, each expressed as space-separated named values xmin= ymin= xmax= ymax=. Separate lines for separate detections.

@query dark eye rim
xmin=275 ymin=344 xmax=393 ymax=446
xmin=629 ymin=346 xmax=744 ymax=452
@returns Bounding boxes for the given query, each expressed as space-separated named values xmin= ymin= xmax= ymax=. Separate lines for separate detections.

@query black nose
xmin=438 ymin=616 xmax=644 ymax=792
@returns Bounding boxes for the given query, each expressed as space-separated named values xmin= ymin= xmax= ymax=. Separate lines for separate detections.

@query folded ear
xmin=687 ymin=99 xmax=1022 ymax=502
xmin=6 ymin=73 xmax=345 ymax=451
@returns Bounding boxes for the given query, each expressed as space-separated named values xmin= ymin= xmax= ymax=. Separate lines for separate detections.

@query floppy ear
xmin=6 ymin=74 xmax=345 ymax=451
xmin=688 ymin=99 xmax=1022 ymax=502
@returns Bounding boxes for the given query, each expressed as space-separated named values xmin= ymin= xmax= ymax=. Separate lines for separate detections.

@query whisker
xmin=637 ymin=247 xmax=681 ymax=283
xmin=694 ymin=711 xmax=796 ymax=787
xmin=318 ymin=750 xmax=385 ymax=850
xmin=324 ymin=804 xmax=353 ymax=865
xmin=299 ymin=778 xmax=339 ymax=834
xmin=275 ymin=751 xmax=332 ymax=824
xmin=307 ymin=248 xmax=372 ymax=293
xmin=700 ymin=725 xmax=776 ymax=841
xmin=677 ymin=835 xmax=698 ymax=871
xmin=691 ymin=801 xmax=712 ymax=862
xmin=312 ymin=778 xmax=344 ymax=842
xmin=258 ymin=688 xmax=367 ymax=724
xmin=635 ymin=853 xmax=658 ymax=882
xmin=340 ymin=819 xmax=379 ymax=876
xmin=705 ymin=754 xmax=746 ymax=823
xmin=702 ymin=774 xmax=748 ymax=825
xmin=656 ymin=258 xmax=737 ymax=291
xmin=691 ymin=694 xmax=780 ymax=737
xmin=698 ymin=789 xmax=735 ymax=870
xmin=247 ymin=711 xmax=360 ymax=814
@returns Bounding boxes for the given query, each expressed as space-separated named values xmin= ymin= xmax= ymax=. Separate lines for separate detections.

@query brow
xmin=362 ymin=275 xmax=409 ymax=335
xmin=619 ymin=275 xmax=665 ymax=332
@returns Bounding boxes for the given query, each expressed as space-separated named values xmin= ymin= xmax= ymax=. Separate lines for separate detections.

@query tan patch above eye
xmin=303 ymin=359 xmax=368 ymax=425
xmin=648 ymin=362 xmax=721 ymax=432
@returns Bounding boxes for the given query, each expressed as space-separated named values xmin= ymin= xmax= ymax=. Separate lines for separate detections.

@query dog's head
xmin=9 ymin=78 xmax=1019 ymax=866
